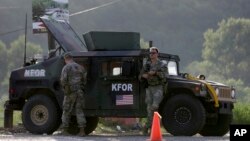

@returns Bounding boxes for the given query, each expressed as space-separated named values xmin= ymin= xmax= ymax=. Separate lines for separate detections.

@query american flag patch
xmin=116 ymin=95 xmax=133 ymax=105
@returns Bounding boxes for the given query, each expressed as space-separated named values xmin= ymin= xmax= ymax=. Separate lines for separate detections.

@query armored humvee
xmin=4 ymin=18 xmax=236 ymax=136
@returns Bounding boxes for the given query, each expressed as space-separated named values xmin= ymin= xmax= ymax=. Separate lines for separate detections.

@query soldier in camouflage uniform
xmin=140 ymin=47 xmax=168 ymax=135
xmin=60 ymin=52 xmax=87 ymax=136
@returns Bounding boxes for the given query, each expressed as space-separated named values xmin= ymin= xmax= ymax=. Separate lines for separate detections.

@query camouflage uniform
xmin=140 ymin=59 xmax=168 ymax=129
xmin=60 ymin=61 xmax=87 ymax=128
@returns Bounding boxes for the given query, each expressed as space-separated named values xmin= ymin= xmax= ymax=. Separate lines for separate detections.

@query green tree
xmin=140 ymin=39 xmax=150 ymax=49
xmin=185 ymin=18 xmax=250 ymax=102
xmin=186 ymin=18 xmax=250 ymax=82
xmin=7 ymin=35 xmax=43 ymax=71
xmin=32 ymin=0 xmax=46 ymax=20
xmin=233 ymin=103 xmax=250 ymax=124
xmin=202 ymin=18 xmax=250 ymax=83
xmin=185 ymin=18 xmax=250 ymax=123
xmin=32 ymin=0 xmax=54 ymax=20
xmin=0 ymin=35 xmax=43 ymax=96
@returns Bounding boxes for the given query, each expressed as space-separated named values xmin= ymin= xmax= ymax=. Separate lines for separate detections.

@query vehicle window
xmin=113 ymin=67 xmax=122 ymax=76
xmin=110 ymin=62 xmax=122 ymax=76
xmin=101 ymin=59 xmax=135 ymax=77
xmin=168 ymin=61 xmax=178 ymax=76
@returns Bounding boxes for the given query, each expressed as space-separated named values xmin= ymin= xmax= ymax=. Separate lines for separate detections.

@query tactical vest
xmin=65 ymin=62 xmax=85 ymax=93
xmin=146 ymin=60 xmax=167 ymax=86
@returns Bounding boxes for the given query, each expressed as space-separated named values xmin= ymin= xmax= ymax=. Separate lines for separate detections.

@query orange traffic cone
xmin=149 ymin=112 xmax=163 ymax=141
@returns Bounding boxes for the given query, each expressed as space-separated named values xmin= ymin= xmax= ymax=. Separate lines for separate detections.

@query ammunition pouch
xmin=147 ymin=78 xmax=161 ymax=86
xmin=148 ymin=76 xmax=166 ymax=87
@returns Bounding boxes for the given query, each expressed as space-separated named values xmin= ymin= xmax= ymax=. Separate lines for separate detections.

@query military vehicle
xmin=4 ymin=18 xmax=236 ymax=136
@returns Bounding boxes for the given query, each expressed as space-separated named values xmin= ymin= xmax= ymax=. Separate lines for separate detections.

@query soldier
xmin=139 ymin=47 xmax=168 ymax=135
xmin=60 ymin=52 xmax=87 ymax=136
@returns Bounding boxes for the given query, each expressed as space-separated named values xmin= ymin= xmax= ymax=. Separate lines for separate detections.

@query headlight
xmin=199 ymin=83 xmax=207 ymax=96
xmin=215 ymin=88 xmax=220 ymax=96
xmin=200 ymin=83 xmax=206 ymax=91
xmin=231 ymin=89 xmax=236 ymax=98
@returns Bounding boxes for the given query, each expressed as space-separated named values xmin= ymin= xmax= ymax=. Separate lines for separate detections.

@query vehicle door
xmin=75 ymin=58 xmax=100 ymax=109
xmin=98 ymin=57 xmax=140 ymax=110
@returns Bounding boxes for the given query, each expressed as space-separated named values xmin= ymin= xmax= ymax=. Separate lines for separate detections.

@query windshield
xmin=162 ymin=60 xmax=178 ymax=76
xmin=168 ymin=61 xmax=178 ymax=75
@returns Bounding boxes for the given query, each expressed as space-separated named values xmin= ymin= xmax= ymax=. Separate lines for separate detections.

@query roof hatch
xmin=40 ymin=17 xmax=87 ymax=52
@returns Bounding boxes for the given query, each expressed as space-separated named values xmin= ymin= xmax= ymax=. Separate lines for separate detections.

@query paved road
xmin=0 ymin=133 xmax=230 ymax=141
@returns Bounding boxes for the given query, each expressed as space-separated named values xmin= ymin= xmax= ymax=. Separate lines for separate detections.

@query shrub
xmin=233 ymin=103 xmax=250 ymax=124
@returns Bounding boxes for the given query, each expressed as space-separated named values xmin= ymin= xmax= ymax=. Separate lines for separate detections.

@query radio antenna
xmin=23 ymin=13 xmax=27 ymax=67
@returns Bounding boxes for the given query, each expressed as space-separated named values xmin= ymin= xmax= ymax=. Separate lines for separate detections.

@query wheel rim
xmin=30 ymin=105 xmax=49 ymax=126
xmin=174 ymin=107 xmax=192 ymax=124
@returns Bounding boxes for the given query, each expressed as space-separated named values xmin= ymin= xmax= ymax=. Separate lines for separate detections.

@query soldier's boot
xmin=60 ymin=127 xmax=70 ymax=136
xmin=77 ymin=127 xmax=86 ymax=137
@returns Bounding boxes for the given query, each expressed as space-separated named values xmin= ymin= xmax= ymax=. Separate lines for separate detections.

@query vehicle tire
xmin=22 ymin=95 xmax=61 ymax=134
xmin=162 ymin=94 xmax=206 ymax=136
xmin=199 ymin=114 xmax=232 ymax=136
xmin=68 ymin=116 xmax=99 ymax=135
